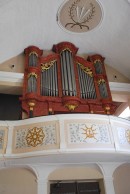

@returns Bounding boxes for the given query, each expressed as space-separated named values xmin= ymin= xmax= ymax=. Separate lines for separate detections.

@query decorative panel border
xmin=0 ymin=127 xmax=8 ymax=154
xmin=64 ymin=119 xmax=114 ymax=149
xmin=12 ymin=121 xmax=60 ymax=153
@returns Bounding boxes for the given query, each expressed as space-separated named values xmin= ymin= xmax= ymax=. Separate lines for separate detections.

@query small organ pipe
xmin=52 ymin=63 xmax=55 ymax=96
xmin=77 ymin=63 xmax=96 ymax=99
xmin=54 ymin=62 xmax=58 ymax=96
xmin=77 ymin=65 xmax=83 ymax=98
xmin=61 ymin=52 xmax=68 ymax=95
xmin=41 ymin=61 xmax=58 ymax=97
xmin=69 ymin=52 xmax=77 ymax=96
xmin=61 ymin=53 xmax=65 ymax=95
xmin=65 ymin=50 xmax=72 ymax=96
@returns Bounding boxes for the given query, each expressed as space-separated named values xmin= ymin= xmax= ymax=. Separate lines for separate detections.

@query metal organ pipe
xmin=29 ymin=53 xmax=38 ymax=67
xmin=77 ymin=64 xmax=96 ymax=99
xmin=65 ymin=50 xmax=72 ymax=96
xmin=54 ymin=61 xmax=58 ymax=96
xmin=99 ymin=82 xmax=108 ymax=98
xmin=61 ymin=51 xmax=68 ymax=95
xmin=94 ymin=60 xmax=103 ymax=74
xmin=22 ymin=43 xmax=116 ymax=117
xmin=77 ymin=65 xmax=84 ymax=98
xmin=41 ymin=61 xmax=58 ymax=97
xmin=60 ymin=50 xmax=77 ymax=96
xmin=27 ymin=75 xmax=37 ymax=93
xmin=69 ymin=52 xmax=77 ymax=96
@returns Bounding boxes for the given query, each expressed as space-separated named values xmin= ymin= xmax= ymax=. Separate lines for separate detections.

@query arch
xmin=48 ymin=164 xmax=103 ymax=180
xmin=0 ymin=166 xmax=37 ymax=194
xmin=113 ymin=163 xmax=130 ymax=194
xmin=48 ymin=164 xmax=105 ymax=194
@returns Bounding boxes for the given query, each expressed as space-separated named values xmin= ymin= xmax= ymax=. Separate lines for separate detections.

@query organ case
xmin=21 ymin=42 xmax=116 ymax=118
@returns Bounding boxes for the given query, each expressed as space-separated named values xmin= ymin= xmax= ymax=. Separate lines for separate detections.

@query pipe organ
xmin=21 ymin=42 xmax=117 ymax=118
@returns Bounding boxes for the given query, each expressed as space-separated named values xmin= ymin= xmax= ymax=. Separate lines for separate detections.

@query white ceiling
xmin=0 ymin=0 xmax=130 ymax=78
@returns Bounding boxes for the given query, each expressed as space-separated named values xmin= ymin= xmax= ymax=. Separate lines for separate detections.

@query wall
xmin=0 ymin=168 xmax=37 ymax=194
xmin=48 ymin=166 xmax=103 ymax=180
xmin=48 ymin=166 xmax=105 ymax=194
xmin=105 ymin=64 xmax=130 ymax=83
xmin=113 ymin=163 xmax=130 ymax=194
xmin=0 ymin=53 xmax=130 ymax=83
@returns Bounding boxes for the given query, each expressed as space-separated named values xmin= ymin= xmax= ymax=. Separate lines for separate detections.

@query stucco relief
xmin=12 ymin=121 xmax=59 ymax=153
xmin=0 ymin=127 xmax=8 ymax=154
xmin=117 ymin=127 xmax=130 ymax=145
xmin=65 ymin=120 xmax=112 ymax=146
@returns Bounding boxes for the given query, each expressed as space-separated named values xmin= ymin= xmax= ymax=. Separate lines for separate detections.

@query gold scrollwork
xmin=28 ymin=72 xmax=37 ymax=79
xmin=60 ymin=48 xmax=72 ymax=54
xmin=94 ymin=59 xmax=102 ymax=64
xmin=78 ymin=63 xmax=93 ymax=77
xmin=29 ymin=51 xmax=38 ymax=57
xmin=41 ymin=60 xmax=56 ymax=71
xmin=65 ymin=104 xmax=78 ymax=111
xmin=98 ymin=79 xmax=105 ymax=85
xmin=26 ymin=127 xmax=45 ymax=147
xmin=125 ymin=129 xmax=130 ymax=143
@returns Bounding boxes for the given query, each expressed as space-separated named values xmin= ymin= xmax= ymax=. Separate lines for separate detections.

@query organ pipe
xmin=60 ymin=49 xmax=77 ymax=96
xmin=21 ymin=42 xmax=116 ymax=118
xmin=41 ymin=61 xmax=58 ymax=97
xmin=98 ymin=79 xmax=108 ymax=98
xmin=29 ymin=52 xmax=38 ymax=67
xmin=27 ymin=73 xmax=37 ymax=93
xmin=77 ymin=63 xmax=96 ymax=99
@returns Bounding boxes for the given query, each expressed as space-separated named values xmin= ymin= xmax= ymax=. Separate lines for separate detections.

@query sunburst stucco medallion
xmin=58 ymin=0 xmax=103 ymax=33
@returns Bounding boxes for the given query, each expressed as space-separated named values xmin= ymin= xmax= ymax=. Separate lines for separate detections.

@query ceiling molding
xmin=109 ymin=82 xmax=130 ymax=93
xmin=0 ymin=71 xmax=23 ymax=83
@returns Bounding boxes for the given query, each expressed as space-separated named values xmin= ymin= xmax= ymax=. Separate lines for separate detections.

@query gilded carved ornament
xmin=29 ymin=51 xmax=38 ymax=57
xmin=27 ymin=72 xmax=38 ymax=79
xmin=98 ymin=79 xmax=105 ymax=85
xmin=60 ymin=48 xmax=72 ymax=54
xmin=41 ymin=60 xmax=56 ymax=71
xmin=105 ymin=106 xmax=110 ymax=114
xmin=0 ymin=137 xmax=3 ymax=144
xmin=78 ymin=63 xmax=93 ymax=77
xmin=65 ymin=104 xmax=78 ymax=111
xmin=94 ymin=59 xmax=102 ymax=65
xmin=28 ymin=102 xmax=35 ymax=111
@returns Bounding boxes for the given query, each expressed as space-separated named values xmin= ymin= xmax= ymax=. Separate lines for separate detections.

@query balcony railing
xmin=0 ymin=114 xmax=130 ymax=158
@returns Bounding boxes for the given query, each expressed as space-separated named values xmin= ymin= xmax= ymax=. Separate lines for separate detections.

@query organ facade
xmin=20 ymin=42 xmax=116 ymax=118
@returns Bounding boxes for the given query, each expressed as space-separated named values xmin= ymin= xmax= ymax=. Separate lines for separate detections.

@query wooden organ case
xmin=21 ymin=42 xmax=116 ymax=118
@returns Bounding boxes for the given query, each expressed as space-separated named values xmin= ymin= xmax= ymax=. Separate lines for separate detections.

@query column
xmin=37 ymin=179 xmax=48 ymax=194
xmin=103 ymin=176 xmax=115 ymax=194
xmin=98 ymin=163 xmax=121 ymax=194
xmin=32 ymin=165 xmax=58 ymax=194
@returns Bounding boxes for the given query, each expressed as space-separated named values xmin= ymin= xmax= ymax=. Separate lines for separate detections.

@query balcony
xmin=0 ymin=114 xmax=130 ymax=165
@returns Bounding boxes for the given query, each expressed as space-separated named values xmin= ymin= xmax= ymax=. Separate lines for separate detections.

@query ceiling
xmin=0 ymin=0 xmax=130 ymax=78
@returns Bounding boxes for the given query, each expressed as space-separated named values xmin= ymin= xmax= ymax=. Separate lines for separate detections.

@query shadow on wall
xmin=0 ymin=94 xmax=21 ymax=120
